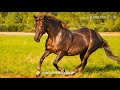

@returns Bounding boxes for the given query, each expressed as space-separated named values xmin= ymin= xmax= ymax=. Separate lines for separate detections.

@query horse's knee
xmin=40 ymin=58 xmax=44 ymax=64
xmin=40 ymin=60 xmax=43 ymax=64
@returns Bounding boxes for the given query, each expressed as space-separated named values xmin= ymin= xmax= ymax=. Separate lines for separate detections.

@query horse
xmin=33 ymin=14 xmax=120 ymax=77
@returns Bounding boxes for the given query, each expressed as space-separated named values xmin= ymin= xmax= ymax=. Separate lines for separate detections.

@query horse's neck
xmin=47 ymin=27 xmax=72 ymax=43
xmin=47 ymin=27 xmax=62 ymax=38
xmin=46 ymin=22 xmax=72 ymax=40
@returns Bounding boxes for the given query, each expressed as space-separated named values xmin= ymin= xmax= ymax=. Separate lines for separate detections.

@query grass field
xmin=0 ymin=35 xmax=120 ymax=78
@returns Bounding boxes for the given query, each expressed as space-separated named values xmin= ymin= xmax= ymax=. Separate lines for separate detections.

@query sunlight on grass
xmin=0 ymin=35 xmax=120 ymax=78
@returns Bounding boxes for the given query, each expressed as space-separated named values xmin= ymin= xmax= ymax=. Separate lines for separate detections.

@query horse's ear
xmin=61 ymin=21 xmax=69 ymax=28
xmin=34 ymin=15 xmax=37 ymax=19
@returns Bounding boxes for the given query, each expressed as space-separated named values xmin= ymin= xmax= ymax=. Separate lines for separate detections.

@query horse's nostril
xmin=34 ymin=37 xmax=40 ymax=42
xmin=34 ymin=37 xmax=36 ymax=41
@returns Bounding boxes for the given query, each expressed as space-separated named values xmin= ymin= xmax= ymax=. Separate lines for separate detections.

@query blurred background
xmin=0 ymin=12 xmax=120 ymax=32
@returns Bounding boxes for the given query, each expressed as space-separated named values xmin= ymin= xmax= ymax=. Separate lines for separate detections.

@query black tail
xmin=102 ymin=40 xmax=120 ymax=62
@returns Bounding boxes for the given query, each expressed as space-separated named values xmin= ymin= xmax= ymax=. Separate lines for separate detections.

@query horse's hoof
xmin=71 ymin=69 xmax=79 ymax=75
xmin=71 ymin=71 xmax=76 ymax=75
xmin=60 ymin=68 xmax=65 ymax=74
xmin=36 ymin=71 xmax=41 ymax=77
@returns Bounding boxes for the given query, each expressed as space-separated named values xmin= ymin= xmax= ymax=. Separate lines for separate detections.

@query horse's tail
xmin=102 ymin=39 xmax=120 ymax=62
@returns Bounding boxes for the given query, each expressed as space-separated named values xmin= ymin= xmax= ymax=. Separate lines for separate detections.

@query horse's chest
xmin=46 ymin=37 xmax=64 ymax=54
xmin=46 ymin=39 xmax=58 ymax=53
xmin=47 ymin=43 xmax=56 ymax=51
xmin=46 ymin=32 xmax=72 ymax=54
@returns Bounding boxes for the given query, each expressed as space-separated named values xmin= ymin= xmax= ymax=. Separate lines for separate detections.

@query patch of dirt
xmin=98 ymin=32 xmax=120 ymax=36
xmin=0 ymin=32 xmax=35 ymax=36
xmin=0 ymin=32 xmax=120 ymax=36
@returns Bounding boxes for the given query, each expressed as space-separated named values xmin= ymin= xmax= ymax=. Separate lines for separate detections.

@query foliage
xmin=0 ymin=12 xmax=120 ymax=32
xmin=0 ymin=24 xmax=25 ymax=32
xmin=0 ymin=24 xmax=8 ymax=32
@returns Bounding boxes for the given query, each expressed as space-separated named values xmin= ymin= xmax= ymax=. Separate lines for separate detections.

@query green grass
xmin=0 ymin=35 xmax=120 ymax=78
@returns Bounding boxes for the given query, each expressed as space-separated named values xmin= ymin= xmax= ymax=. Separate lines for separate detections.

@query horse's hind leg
xmin=72 ymin=50 xmax=87 ymax=74
xmin=79 ymin=51 xmax=92 ymax=72
xmin=36 ymin=50 xmax=51 ymax=77
xmin=72 ymin=50 xmax=91 ymax=75
xmin=80 ymin=50 xmax=87 ymax=62
xmin=53 ymin=52 xmax=65 ymax=73
xmin=72 ymin=44 xmax=100 ymax=75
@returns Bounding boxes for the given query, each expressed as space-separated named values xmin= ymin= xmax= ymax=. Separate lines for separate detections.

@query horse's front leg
xmin=53 ymin=52 xmax=65 ymax=73
xmin=36 ymin=50 xmax=51 ymax=77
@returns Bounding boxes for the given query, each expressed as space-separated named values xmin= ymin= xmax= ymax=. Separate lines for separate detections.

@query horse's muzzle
xmin=34 ymin=37 xmax=40 ymax=42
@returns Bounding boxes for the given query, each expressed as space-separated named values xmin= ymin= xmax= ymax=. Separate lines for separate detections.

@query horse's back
xmin=72 ymin=28 xmax=91 ymax=43
xmin=67 ymin=28 xmax=90 ymax=56
xmin=71 ymin=27 xmax=103 ymax=43
xmin=72 ymin=27 xmax=90 ymax=35
xmin=70 ymin=27 xmax=104 ymax=53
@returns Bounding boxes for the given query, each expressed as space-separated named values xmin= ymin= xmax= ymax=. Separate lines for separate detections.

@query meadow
xmin=0 ymin=35 xmax=120 ymax=78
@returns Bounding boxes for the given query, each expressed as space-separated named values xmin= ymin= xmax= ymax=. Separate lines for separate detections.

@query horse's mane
xmin=47 ymin=15 xmax=69 ymax=29
xmin=38 ymin=14 xmax=69 ymax=29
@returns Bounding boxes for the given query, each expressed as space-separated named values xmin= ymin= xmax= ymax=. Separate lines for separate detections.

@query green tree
xmin=112 ymin=17 xmax=120 ymax=32
xmin=87 ymin=19 xmax=96 ymax=29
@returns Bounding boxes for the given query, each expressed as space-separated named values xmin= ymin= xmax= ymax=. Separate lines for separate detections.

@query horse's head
xmin=34 ymin=14 xmax=47 ymax=42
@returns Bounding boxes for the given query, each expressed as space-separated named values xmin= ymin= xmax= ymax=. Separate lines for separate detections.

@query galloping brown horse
xmin=34 ymin=14 xmax=120 ymax=77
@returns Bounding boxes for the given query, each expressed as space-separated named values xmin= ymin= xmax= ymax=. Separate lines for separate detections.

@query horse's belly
xmin=67 ymin=41 xmax=87 ymax=56
xmin=67 ymin=46 xmax=86 ymax=56
xmin=67 ymin=33 xmax=88 ymax=56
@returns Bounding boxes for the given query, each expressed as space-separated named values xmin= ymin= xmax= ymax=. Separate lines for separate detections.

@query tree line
xmin=0 ymin=12 xmax=120 ymax=32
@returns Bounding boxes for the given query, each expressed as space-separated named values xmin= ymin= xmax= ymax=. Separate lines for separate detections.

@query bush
xmin=17 ymin=24 xmax=25 ymax=32
xmin=0 ymin=24 xmax=8 ymax=32
xmin=94 ymin=24 xmax=102 ymax=32
xmin=99 ymin=27 xmax=109 ymax=32
xmin=23 ymin=25 xmax=35 ymax=32
xmin=23 ymin=28 xmax=35 ymax=32
xmin=0 ymin=24 xmax=25 ymax=32
xmin=8 ymin=24 xmax=25 ymax=32
xmin=112 ymin=25 xmax=120 ymax=32
xmin=8 ymin=24 xmax=17 ymax=32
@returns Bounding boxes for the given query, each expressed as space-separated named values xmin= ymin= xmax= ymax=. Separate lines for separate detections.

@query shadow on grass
xmin=37 ymin=64 xmax=120 ymax=78
xmin=85 ymin=64 xmax=120 ymax=73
